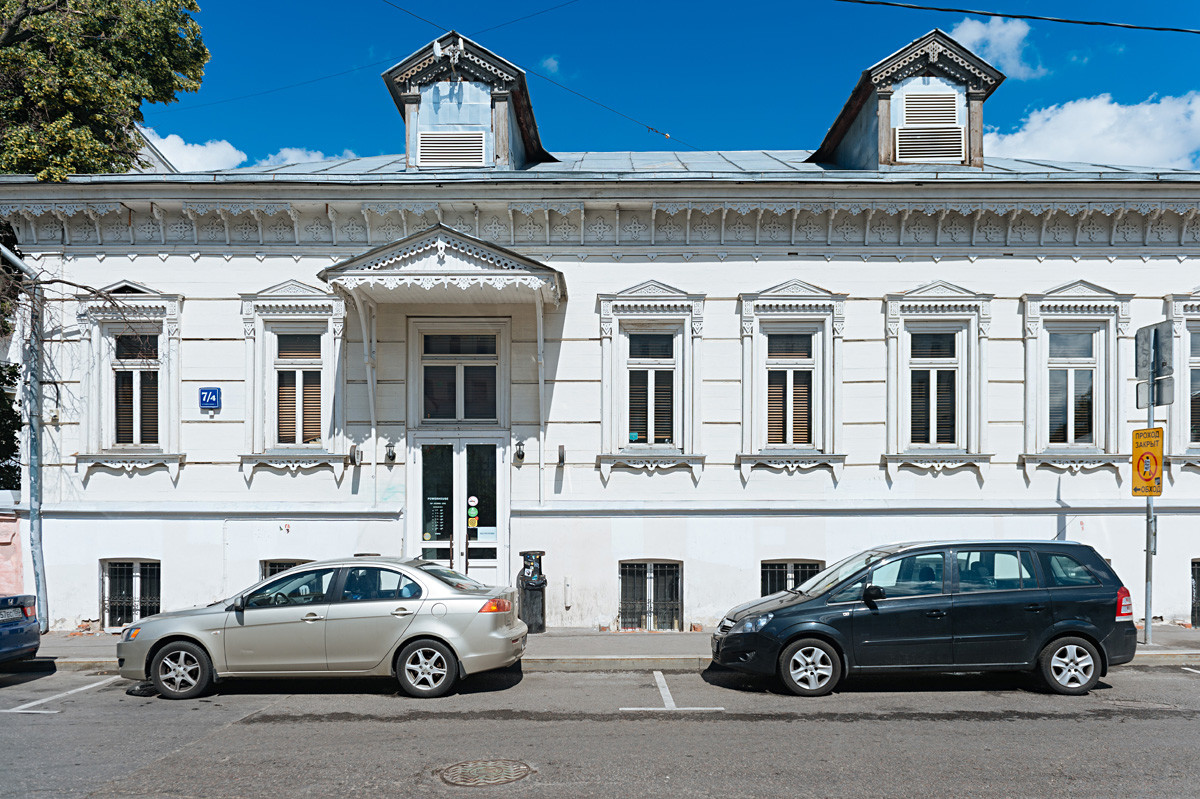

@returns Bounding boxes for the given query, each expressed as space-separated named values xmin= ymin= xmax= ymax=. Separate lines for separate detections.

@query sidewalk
xmin=15 ymin=623 xmax=1200 ymax=673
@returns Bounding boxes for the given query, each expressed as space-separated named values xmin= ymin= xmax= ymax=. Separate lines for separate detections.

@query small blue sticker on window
xmin=629 ymin=432 xmax=638 ymax=442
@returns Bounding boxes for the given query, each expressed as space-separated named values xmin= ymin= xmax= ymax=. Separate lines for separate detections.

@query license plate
xmin=0 ymin=608 xmax=23 ymax=622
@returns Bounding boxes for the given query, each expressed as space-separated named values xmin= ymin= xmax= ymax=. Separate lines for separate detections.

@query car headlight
xmin=732 ymin=612 xmax=773 ymax=634
xmin=122 ymin=626 xmax=141 ymax=642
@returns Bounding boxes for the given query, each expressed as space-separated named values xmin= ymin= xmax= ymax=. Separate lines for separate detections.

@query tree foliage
xmin=0 ymin=0 xmax=209 ymax=181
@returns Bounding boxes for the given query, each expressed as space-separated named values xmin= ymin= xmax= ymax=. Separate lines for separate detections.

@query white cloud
xmin=540 ymin=55 xmax=560 ymax=75
xmin=950 ymin=17 xmax=1046 ymax=80
xmin=254 ymin=147 xmax=357 ymax=167
xmin=986 ymin=93 xmax=1200 ymax=169
xmin=142 ymin=127 xmax=247 ymax=171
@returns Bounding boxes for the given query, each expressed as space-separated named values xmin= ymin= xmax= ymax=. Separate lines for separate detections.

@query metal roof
xmin=5 ymin=151 xmax=1198 ymax=184
xmin=166 ymin=151 xmax=1200 ymax=181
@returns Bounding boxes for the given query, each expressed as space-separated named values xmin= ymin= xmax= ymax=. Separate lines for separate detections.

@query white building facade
xmin=5 ymin=31 xmax=1200 ymax=630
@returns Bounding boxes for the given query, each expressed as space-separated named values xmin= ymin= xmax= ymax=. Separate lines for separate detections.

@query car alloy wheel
xmin=149 ymin=641 xmax=213 ymax=700
xmin=397 ymin=639 xmax=458 ymax=698
xmin=778 ymin=637 xmax=842 ymax=697
xmin=1039 ymin=636 xmax=1100 ymax=695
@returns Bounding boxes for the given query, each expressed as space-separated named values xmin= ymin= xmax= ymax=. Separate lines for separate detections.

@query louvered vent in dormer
xmin=418 ymin=131 xmax=486 ymax=166
xmin=895 ymin=94 xmax=964 ymax=162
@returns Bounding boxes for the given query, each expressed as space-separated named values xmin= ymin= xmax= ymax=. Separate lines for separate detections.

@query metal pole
xmin=0 ymin=244 xmax=47 ymax=634
xmin=1144 ymin=328 xmax=1157 ymax=646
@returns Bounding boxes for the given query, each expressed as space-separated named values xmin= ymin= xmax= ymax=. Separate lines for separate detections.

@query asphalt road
xmin=1 ymin=662 xmax=1197 ymax=799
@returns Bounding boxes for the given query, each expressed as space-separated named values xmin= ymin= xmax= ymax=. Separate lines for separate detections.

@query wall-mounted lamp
xmin=514 ymin=441 xmax=525 ymax=462
xmin=385 ymin=442 xmax=396 ymax=462
xmin=557 ymin=444 xmax=565 ymax=467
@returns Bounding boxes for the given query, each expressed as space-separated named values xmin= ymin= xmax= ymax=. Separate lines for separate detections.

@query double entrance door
xmin=408 ymin=435 xmax=508 ymax=586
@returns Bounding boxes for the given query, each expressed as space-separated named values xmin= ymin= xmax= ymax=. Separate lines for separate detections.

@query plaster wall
xmin=22 ymin=247 xmax=1200 ymax=627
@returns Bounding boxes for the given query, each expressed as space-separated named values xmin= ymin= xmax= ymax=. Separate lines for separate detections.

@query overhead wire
xmin=832 ymin=0 xmax=1200 ymax=36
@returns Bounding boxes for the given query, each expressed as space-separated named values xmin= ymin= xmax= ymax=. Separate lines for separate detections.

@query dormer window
xmin=809 ymin=30 xmax=1004 ymax=170
xmin=896 ymin=90 xmax=965 ymax=163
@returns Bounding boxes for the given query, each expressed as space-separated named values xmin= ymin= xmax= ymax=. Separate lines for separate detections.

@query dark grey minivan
xmin=712 ymin=540 xmax=1137 ymax=696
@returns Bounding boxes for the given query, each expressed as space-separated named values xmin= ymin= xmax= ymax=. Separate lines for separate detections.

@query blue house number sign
xmin=199 ymin=388 xmax=222 ymax=410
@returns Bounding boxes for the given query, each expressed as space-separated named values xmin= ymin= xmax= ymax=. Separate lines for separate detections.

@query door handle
xmin=1024 ymin=604 xmax=1045 ymax=612
xmin=301 ymin=613 xmax=324 ymax=622
xmin=391 ymin=608 xmax=414 ymax=617
xmin=925 ymin=610 xmax=946 ymax=618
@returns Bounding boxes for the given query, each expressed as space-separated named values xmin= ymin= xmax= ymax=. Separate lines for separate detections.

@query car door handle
xmin=1024 ymin=604 xmax=1045 ymax=612
xmin=925 ymin=610 xmax=947 ymax=618
xmin=391 ymin=608 xmax=414 ymax=617
xmin=301 ymin=613 xmax=324 ymax=622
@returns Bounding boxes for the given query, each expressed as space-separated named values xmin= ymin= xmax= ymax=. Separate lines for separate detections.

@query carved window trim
xmin=1167 ymin=290 xmax=1200 ymax=465
xmin=736 ymin=280 xmax=846 ymax=480
xmin=598 ymin=281 xmax=705 ymax=478
xmin=884 ymin=281 xmax=992 ymax=477
xmin=1022 ymin=280 xmax=1131 ymax=476
xmin=75 ymin=282 xmax=182 ymax=476
xmin=239 ymin=281 xmax=346 ymax=474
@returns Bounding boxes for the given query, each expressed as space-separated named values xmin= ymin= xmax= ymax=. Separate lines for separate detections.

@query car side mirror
xmin=862 ymin=585 xmax=885 ymax=605
xmin=230 ymin=595 xmax=246 ymax=613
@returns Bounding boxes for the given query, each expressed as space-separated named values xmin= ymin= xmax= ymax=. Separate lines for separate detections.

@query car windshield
xmin=417 ymin=563 xmax=488 ymax=591
xmin=796 ymin=549 xmax=893 ymax=595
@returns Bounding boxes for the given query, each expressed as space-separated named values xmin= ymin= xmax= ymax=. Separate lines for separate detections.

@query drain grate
xmin=438 ymin=759 xmax=533 ymax=787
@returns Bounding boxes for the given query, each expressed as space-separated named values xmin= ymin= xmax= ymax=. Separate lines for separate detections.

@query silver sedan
xmin=117 ymin=556 xmax=527 ymax=699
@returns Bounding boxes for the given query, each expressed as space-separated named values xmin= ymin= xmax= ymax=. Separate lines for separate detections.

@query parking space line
xmin=1182 ymin=667 xmax=1200 ymax=676
xmin=1 ymin=676 xmax=120 ymax=714
xmin=620 ymin=671 xmax=724 ymax=712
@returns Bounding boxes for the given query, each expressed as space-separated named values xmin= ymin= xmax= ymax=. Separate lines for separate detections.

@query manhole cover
xmin=438 ymin=759 xmax=533 ymax=787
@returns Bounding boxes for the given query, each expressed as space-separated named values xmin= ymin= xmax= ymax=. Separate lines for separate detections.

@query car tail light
xmin=1116 ymin=586 xmax=1133 ymax=621
xmin=479 ymin=598 xmax=512 ymax=614
xmin=22 ymin=604 xmax=35 ymax=619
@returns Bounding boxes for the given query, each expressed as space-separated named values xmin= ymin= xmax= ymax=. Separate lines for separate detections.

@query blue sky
xmin=140 ymin=1 xmax=1200 ymax=170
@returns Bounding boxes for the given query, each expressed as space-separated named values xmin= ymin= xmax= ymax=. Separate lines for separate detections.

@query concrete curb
xmin=20 ymin=650 xmax=1200 ymax=674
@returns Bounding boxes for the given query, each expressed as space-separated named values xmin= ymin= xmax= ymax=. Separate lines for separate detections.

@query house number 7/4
xmin=199 ymin=387 xmax=222 ymax=410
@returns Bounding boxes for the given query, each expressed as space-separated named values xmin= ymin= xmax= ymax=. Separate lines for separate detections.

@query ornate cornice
xmin=1023 ymin=280 xmax=1132 ymax=336
xmin=11 ymin=199 xmax=1200 ymax=255
xmin=599 ymin=281 xmax=705 ymax=337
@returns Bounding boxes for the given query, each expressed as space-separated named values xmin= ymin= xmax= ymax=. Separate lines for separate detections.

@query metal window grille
xmin=1192 ymin=560 xmax=1200 ymax=629
xmin=262 ymin=560 xmax=309 ymax=579
xmin=103 ymin=560 xmax=161 ymax=627
xmin=761 ymin=561 xmax=825 ymax=596
xmin=619 ymin=562 xmax=682 ymax=631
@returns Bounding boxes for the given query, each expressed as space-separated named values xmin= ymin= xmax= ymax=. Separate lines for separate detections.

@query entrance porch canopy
xmin=317 ymin=224 xmax=564 ymax=505
xmin=317 ymin=223 xmax=565 ymax=306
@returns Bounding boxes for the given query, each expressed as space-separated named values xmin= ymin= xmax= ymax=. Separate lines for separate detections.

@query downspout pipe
xmin=344 ymin=288 xmax=378 ymax=507
xmin=0 ymin=243 xmax=47 ymax=633
xmin=536 ymin=292 xmax=546 ymax=506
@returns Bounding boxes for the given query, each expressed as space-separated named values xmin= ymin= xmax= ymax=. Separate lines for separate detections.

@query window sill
xmin=240 ymin=452 xmax=350 ymax=478
xmin=598 ymin=451 xmax=705 ymax=479
xmin=883 ymin=452 xmax=992 ymax=479
xmin=737 ymin=452 xmax=846 ymax=480
xmin=76 ymin=452 xmax=184 ymax=479
xmin=1165 ymin=454 xmax=1200 ymax=476
xmin=1020 ymin=451 xmax=1129 ymax=479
